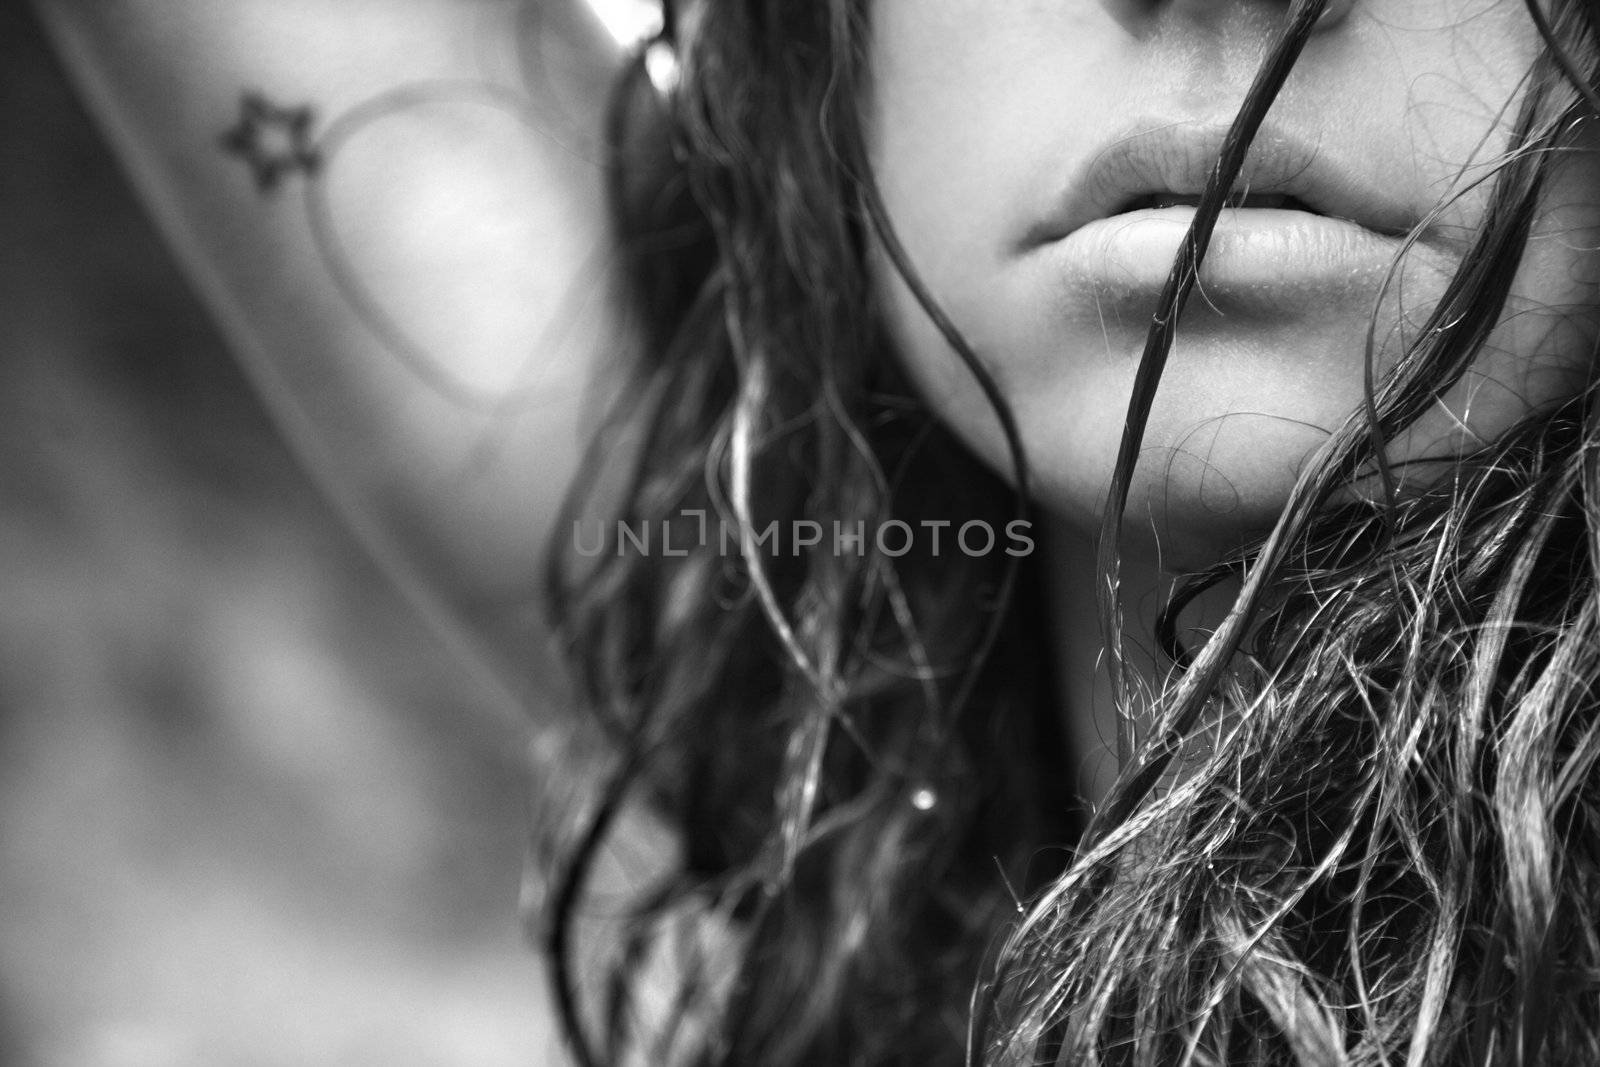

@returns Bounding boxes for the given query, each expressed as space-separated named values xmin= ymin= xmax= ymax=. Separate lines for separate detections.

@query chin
xmin=1033 ymin=438 xmax=1320 ymax=575
xmin=1011 ymin=329 xmax=1363 ymax=572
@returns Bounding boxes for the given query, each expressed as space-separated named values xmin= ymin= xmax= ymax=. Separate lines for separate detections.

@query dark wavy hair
xmin=540 ymin=1 xmax=1600 ymax=1063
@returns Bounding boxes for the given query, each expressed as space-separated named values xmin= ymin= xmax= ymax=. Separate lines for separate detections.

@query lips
xmin=1114 ymin=192 xmax=1314 ymax=214
xmin=1020 ymin=118 xmax=1419 ymax=250
xmin=1018 ymin=117 xmax=1449 ymax=309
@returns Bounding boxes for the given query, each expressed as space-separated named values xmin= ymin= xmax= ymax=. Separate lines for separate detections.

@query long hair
xmin=543 ymin=1 xmax=1600 ymax=1064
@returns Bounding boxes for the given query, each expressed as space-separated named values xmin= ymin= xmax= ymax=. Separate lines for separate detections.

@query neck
xmin=1043 ymin=518 xmax=1233 ymax=810
xmin=1043 ymin=521 xmax=1163 ymax=808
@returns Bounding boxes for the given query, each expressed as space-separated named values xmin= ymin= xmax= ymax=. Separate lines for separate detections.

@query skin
xmin=868 ymin=0 xmax=1600 ymax=571
xmin=33 ymin=0 xmax=625 ymax=704
xmin=33 ymin=1 xmax=1600 ymax=802
xmin=866 ymin=0 xmax=1600 ymax=799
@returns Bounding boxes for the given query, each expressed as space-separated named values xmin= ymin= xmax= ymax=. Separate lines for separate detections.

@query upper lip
xmin=1019 ymin=117 xmax=1419 ymax=250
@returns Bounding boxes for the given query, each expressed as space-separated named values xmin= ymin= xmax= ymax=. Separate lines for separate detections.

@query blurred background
xmin=0 ymin=5 xmax=584 ymax=1063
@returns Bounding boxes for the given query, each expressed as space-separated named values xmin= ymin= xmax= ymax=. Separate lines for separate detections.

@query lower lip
xmin=1036 ymin=206 xmax=1418 ymax=309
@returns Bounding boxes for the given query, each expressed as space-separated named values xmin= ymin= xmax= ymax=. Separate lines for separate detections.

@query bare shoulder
xmin=33 ymin=0 xmax=637 ymax=697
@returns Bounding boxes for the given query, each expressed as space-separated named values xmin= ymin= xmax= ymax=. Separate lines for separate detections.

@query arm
xmin=32 ymin=0 xmax=629 ymax=707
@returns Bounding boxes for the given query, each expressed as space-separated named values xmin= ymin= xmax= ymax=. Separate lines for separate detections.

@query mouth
xmin=1111 ymin=191 xmax=1321 ymax=215
xmin=1021 ymin=118 xmax=1420 ymax=251
xmin=1016 ymin=118 xmax=1445 ymax=306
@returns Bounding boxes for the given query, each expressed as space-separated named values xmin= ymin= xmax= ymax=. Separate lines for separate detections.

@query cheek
xmin=865 ymin=1 xmax=1120 ymax=491
xmin=1395 ymin=145 xmax=1600 ymax=471
xmin=866 ymin=3 xmax=1091 ymax=280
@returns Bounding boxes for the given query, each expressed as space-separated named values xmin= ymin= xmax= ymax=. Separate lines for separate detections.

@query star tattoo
xmin=220 ymin=92 xmax=322 ymax=193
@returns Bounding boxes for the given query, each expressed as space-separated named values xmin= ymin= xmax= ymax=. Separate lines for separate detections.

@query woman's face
xmin=868 ymin=0 xmax=1600 ymax=566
